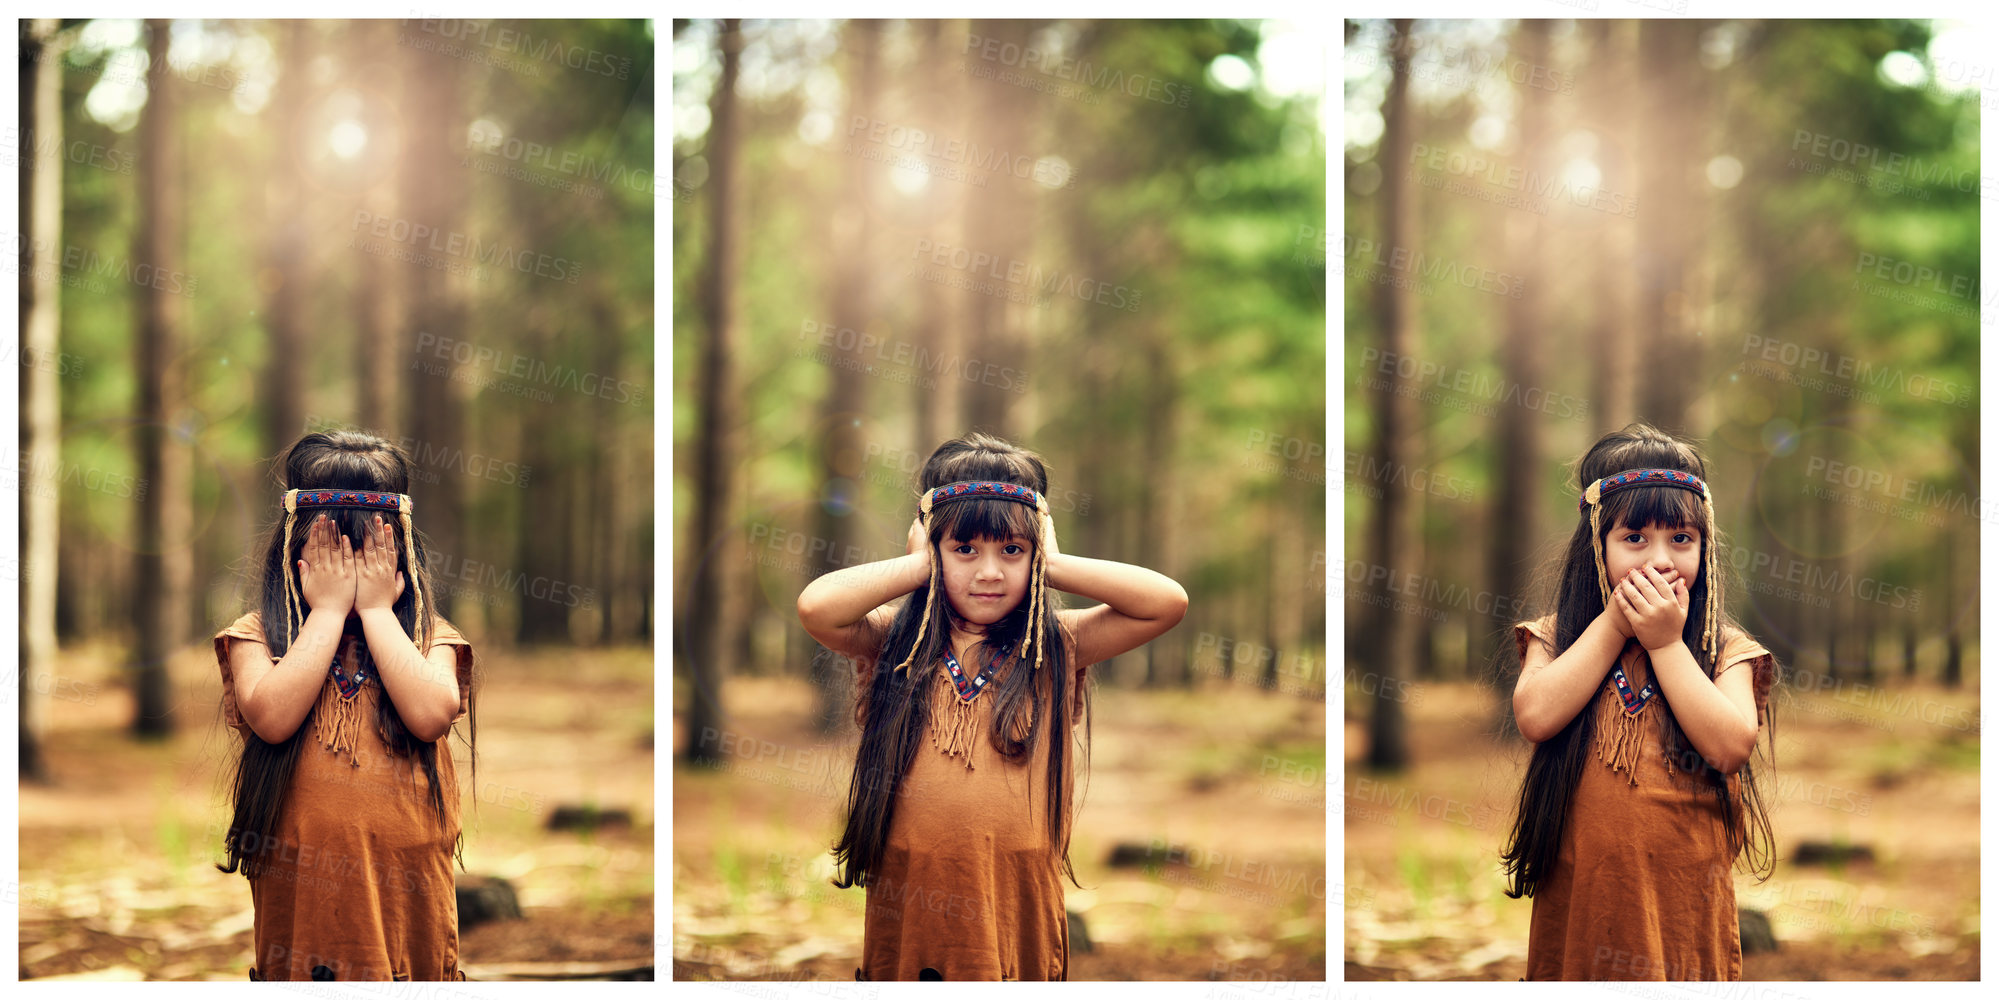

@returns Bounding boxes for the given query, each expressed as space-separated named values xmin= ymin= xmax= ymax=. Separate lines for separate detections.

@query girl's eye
xmin=1004 ymin=544 xmax=1024 ymax=556
xmin=1675 ymin=533 xmax=1695 ymax=544
xmin=1622 ymin=533 xmax=1643 ymax=544
xmin=953 ymin=544 xmax=975 ymax=555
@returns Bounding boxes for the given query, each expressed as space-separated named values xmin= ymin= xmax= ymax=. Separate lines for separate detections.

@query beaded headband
xmin=1578 ymin=468 xmax=1710 ymax=512
xmin=280 ymin=487 xmax=427 ymax=655
xmin=895 ymin=480 xmax=1051 ymax=674
xmin=1579 ymin=468 xmax=1718 ymax=657
xmin=291 ymin=489 xmax=408 ymax=512
xmin=921 ymin=480 xmax=1043 ymax=512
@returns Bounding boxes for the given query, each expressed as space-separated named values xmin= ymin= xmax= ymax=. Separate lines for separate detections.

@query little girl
xmin=796 ymin=433 xmax=1189 ymax=981
xmin=212 ymin=431 xmax=477 ymax=981
xmin=1501 ymin=423 xmax=1778 ymax=981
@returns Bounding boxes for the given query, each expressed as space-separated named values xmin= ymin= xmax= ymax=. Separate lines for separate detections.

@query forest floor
xmin=672 ymin=672 xmax=1329 ymax=981
xmin=1343 ymin=677 xmax=1981 ymax=981
xmin=18 ymin=637 xmax=656 ymax=981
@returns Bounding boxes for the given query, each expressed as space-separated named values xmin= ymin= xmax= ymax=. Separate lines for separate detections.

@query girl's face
xmin=1603 ymin=517 xmax=1702 ymax=594
xmin=939 ymin=533 xmax=1031 ymax=628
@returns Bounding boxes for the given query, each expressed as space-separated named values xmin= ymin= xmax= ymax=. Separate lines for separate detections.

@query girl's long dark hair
xmin=216 ymin=431 xmax=475 ymax=879
xmin=830 ymin=433 xmax=1088 ymax=890
xmin=1499 ymin=423 xmax=1776 ymax=899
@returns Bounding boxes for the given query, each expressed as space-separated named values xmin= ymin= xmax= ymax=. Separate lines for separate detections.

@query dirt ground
xmin=1343 ymin=677 xmax=1981 ymax=981
xmin=17 ymin=636 xmax=656 ymax=981
xmin=672 ymin=671 xmax=1329 ymax=981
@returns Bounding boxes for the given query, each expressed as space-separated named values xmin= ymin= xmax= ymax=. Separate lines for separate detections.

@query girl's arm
xmin=357 ymin=514 xmax=459 ymax=742
xmin=1620 ymin=567 xmax=1759 ymax=772
xmin=235 ymin=610 xmax=348 ymax=744
xmin=235 ymin=515 xmax=354 ymax=744
xmin=796 ymin=522 xmax=931 ymax=663
xmin=361 ymin=610 xmax=461 ymax=742
xmin=1511 ymin=581 xmax=1654 ymax=743
xmin=1647 ymin=641 xmax=1758 ymax=773
xmin=1044 ymin=520 xmax=1188 ymax=668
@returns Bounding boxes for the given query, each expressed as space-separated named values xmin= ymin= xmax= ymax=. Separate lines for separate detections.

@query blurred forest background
xmin=1342 ymin=19 xmax=1980 ymax=980
xmin=672 ymin=19 xmax=1327 ymax=981
xmin=16 ymin=18 xmax=655 ymax=979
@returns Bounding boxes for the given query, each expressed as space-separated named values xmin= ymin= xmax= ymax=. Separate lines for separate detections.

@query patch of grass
xmin=1854 ymin=728 xmax=1978 ymax=784
xmin=155 ymin=791 xmax=191 ymax=888
xmin=1397 ymin=845 xmax=1431 ymax=920
xmin=1924 ymin=731 xmax=1979 ymax=771
xmin=1178 ymin=744 xmax=1237 ymax=791
xmin=1253 ymin=740 xmax=1326 ymax=776
xmin=715 ymin=841 xmax=750 ymax=918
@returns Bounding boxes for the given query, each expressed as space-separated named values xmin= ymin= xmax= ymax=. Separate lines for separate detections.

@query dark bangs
xmin=1598 ymin=483 xmax=1707 ymax=536
xmin=932 ymin=496 xmax=1038 ymax=544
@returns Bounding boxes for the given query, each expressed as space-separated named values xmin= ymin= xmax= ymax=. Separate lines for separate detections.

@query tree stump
xmin=1105 ymin=841 xmax=1195 ymax=870
xmin=1739 ymin=907 xmax=1777 ymax=954
xmin=456 ymin=874 xmax=523 ymax=932
xmin=1791 ymin=841 xmax=1875 ymax=866
xmin=1067 ymin=909 xmax=1093 ymax=954
xmin=547 ymin=804 xmax=634 ymax=832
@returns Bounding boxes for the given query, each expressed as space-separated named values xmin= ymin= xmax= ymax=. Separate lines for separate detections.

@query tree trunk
xmin=1902 ymin=626 xmax=1917 ymax=680
xmin=262 ymin=20 xmax=308 ymax=461
xmin=1268 ymin=494 xmax=1309 ymax=693
xmin=1364 ymin=19 xmax=1420 ymax=772
xmin=1636 ymin=21 xmax=1703 ymax=429
xmin=1489 ymin=19 xmax=1549 ymax=737
xmin=351 ymin=21 xmax=403 ymax=432
xmin=1592 ymin=18 xmax=1639 ymax=430
xmin=19 ymin=16 xmax=67 ymax=780
xmin=590 ymin=301 xmax=623 ymax=645
xmin=401 ymin=20 xmax=468 ymax=625
xmin=807 ymin=19 xmax=883 ymax=734
xmin=915 ymin=19 xmax=967 ymax=452
xmin=682 ymin=20 xmax=747 ymax=764
xmin=132 ymin=18 xmax=190 ymax=739
xmin=1857 ymin=611 xmax=1874 ymax=683
xmin=1941 ymin=533 xmax=1960 ymax=687
xmin=515 ymin=368 xmax=572 ymax=642
xmin=1144 ymin=341 xmax=1187 ymax=688
xmin=957 ymin=19 xmax=1040 ymax=439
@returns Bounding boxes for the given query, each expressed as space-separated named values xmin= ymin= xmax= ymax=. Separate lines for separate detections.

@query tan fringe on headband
xmin=282 ymin=490 xmax=303 ymax=639
xmin=402 ymin=494 xmax=427 ymax=654
xmin=1698 ymin=492 xmax=1716 ymax=658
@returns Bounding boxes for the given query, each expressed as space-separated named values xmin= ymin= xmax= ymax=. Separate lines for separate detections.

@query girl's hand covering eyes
xmin=299 ymin=515 xmax=357 ymax=616
xmin=355 ymin=513 xmax=406 ymax=612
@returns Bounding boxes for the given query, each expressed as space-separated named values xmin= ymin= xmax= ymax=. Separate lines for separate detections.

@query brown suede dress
xmin=1514 ymin=617 xmax=1776 ymax=981
xmin=214 ymin=611 xmax=475 ymax=981
xmin=851 ymin=650 xmax=1084 ymax=981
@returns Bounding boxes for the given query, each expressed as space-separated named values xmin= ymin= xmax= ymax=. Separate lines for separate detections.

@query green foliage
xmin=673 ymin=19 xmax=1326 ymax=671
xmin=46 ymin=19 xmax=654 ymax=644
xmin=1344 ymin=19 xmax=1978 ymax=680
